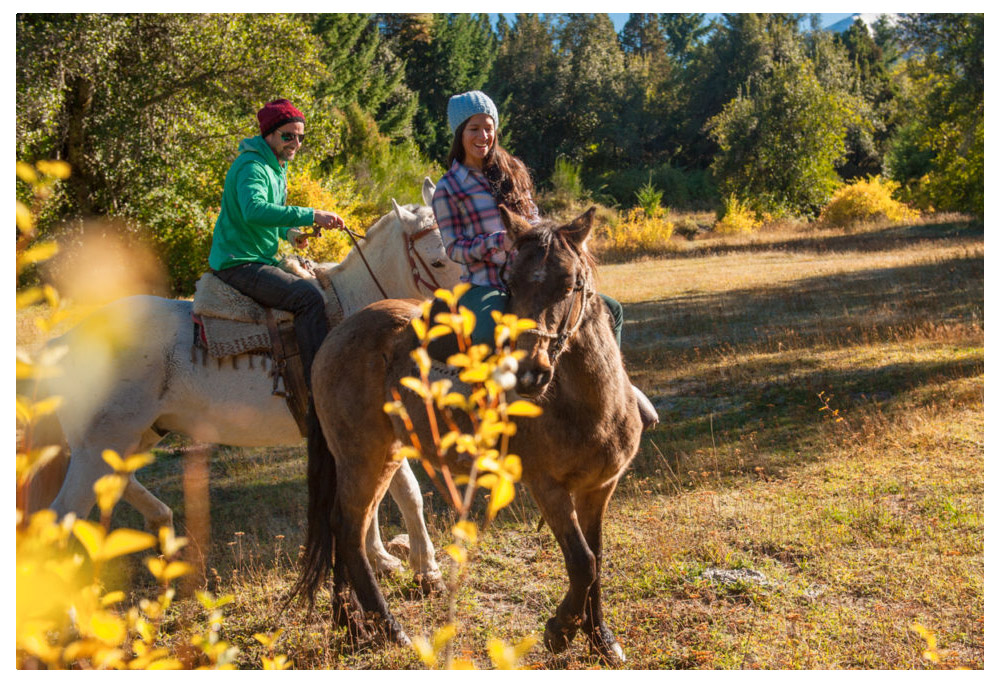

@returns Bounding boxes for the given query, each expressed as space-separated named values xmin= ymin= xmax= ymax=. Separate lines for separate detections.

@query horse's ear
xmin=562 ymin=207 xmax=596 ymax=248
xmin=392 ymin=198 xmax=406 ymax=222
xmin=499 ymin=205 xmax=532 ymax=242
xmin=422 ymin=177 xmax=435 ymax=207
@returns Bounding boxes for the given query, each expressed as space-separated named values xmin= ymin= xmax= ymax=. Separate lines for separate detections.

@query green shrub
xmin=543 ymin=157 xmax=587 ymax=213
xmin=593 ymin=164 xmax=718 ymax=211
xmin=126 ymin=188 xmax=214 ymax=297
xmin=634 ymin=177 xmax=665 ymax=219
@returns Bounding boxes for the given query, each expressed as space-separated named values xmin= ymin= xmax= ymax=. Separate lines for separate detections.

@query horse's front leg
xmin=335 ymin=458 xmax=411 ymax=647
xmin=123 ymin=475 xmax=174 ymax=533
xmin=526 ymin=476 xmax=596 ymax=656
xmin=576 ymin=481 xmax=626 ymax=666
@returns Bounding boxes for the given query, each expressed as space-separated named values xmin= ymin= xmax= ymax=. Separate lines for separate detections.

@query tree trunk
xmin=63 ymin=74 xmax=95 ymax=215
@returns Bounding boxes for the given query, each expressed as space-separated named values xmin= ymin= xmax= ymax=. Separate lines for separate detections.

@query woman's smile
xmin=461 ymin=113 xmax=496 ymax=170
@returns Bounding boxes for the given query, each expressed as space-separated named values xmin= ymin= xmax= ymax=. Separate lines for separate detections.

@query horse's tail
xmin=286 ymin=404 xmax=337 ymax=610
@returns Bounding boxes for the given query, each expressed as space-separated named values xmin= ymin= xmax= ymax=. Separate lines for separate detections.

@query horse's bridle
xmin=519 ymin=246 xmax=595 ymax=364
xmin=405 ymin=224 xmax=448 ymax=297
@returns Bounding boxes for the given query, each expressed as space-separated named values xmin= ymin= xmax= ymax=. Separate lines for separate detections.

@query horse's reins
xmin=311 ymin=224 xmax=445 ymax=300
xmin=310 ymin=225 xmax=390 ymax=300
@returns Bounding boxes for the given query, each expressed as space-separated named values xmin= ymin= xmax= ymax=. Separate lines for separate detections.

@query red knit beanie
xmin=257 ymin=99 xmax=305 ymax=137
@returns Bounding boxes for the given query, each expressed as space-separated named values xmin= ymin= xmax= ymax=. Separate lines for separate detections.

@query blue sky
xmin=492 ymin=13 xmax=856 ymax=32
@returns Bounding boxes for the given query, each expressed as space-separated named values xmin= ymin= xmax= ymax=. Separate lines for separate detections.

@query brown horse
xmin=295 ymin=206 xmax=643 ymax=664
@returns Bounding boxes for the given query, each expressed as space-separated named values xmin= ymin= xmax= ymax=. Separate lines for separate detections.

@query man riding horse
xmin=209 ymin=98 xmax=345 ymax=397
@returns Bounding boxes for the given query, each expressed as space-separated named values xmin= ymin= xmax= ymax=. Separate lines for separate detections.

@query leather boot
xmin=632 ymin=384 xmax=659 ymax=431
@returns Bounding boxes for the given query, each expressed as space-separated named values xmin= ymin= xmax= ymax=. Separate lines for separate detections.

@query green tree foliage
xmin=887 ymin=13 xmax=983 ymax=214
xmin=486 ymin=14 xmax=561 ymax=175
xmin=16 ymin=14 xmax=326 ymax=293
xmin=17 ymin=14 xmax=323 ymax=216
xmin=553 ymin=14 xmax=626 ymax=174
xmin=659 ymin=13 xmax=710 ymax=65
xmin=826 ymin=19 xmax=900 ymax=179
xmin=620 ymin=13 xmax=668 ymax=59
xmin=708 ymin=60 xmax=863 ymax=216
xmin=392 ymin=13 xmax=498 ymax=160
xmin=309 ymin=13 xmax=418 ymax=140
xmin=681 ymin=13 xmax=807 ymax=169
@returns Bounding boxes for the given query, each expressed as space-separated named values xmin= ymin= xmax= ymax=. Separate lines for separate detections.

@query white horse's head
xmin=318 ymin=178 xmax=461 ymax=305
xmin=390 ymin=178 xmax=462 ymax=295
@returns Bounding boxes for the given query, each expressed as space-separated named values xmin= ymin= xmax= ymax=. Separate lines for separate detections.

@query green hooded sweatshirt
xmin=208 ymin=135 xmax=314 ymax=271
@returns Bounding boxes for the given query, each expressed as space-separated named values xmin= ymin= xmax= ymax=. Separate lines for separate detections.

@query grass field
xmin=26 ymin=215 xmax=983 ymax=669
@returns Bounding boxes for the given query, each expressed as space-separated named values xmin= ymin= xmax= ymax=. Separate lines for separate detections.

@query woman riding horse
xmin=431 ymin=90 xmax=658 ymax=429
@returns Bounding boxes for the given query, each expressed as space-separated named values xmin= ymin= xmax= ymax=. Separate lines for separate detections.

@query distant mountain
xmin=825 ymin=13 xmax=900 ymax=34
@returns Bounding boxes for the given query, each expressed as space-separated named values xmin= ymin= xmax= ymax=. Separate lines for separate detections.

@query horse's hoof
xmin=593 ymin=640 xmax=626 ymax=666
xmin=544 ymin=616 xmax=578 ymax=655
xmin=416 ymin=570 xmax=446 ymax=595
xmin=588 ymin=625 xmax=626 ymax=666
xmin=371 ymin=553 xmax=405 ymax=576
xmin=380 ymin=619 xmax=411 ymax=647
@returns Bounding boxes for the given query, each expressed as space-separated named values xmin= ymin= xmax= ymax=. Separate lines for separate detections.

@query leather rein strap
xmin=342 ymin=227 xmax=390 ymax=300
xmin=311 ymin=223 xmax=445 ymax=301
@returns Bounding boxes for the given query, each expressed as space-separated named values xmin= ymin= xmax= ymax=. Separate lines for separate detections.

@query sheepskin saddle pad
xmin=192 ymin=273 xmax=295 ymax=359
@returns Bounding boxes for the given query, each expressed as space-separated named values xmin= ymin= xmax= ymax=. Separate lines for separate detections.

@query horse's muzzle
xmin=515 ymin=348 xmax=553 ymax=397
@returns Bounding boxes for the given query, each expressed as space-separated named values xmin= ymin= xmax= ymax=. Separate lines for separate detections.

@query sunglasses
xmin=279 ymin=132 xmax=305 ymax=143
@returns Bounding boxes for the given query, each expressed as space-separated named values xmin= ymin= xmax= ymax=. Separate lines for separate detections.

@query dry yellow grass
xmin=18 ymin=214 xmax=983 ymax=669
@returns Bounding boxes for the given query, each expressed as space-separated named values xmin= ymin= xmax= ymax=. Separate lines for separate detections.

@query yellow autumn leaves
xmin=386 ymin=284 xmax=542 ymax=669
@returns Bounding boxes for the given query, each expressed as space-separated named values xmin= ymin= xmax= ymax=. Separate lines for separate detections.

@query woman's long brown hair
xmin=447 ymin=121 xmax=536 ymax=219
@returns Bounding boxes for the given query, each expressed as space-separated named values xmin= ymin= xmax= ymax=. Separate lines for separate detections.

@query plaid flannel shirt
xmin=432 ymin=160 xmax=538 ymax=289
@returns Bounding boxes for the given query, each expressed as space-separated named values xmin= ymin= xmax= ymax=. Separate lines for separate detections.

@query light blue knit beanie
xmin=447 ymin=90 xmax=499 ymax=135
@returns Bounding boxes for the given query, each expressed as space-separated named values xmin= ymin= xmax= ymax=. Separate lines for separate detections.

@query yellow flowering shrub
xmin=16 ymin=161 xmax=277 ymax=670
xmin=599 ymin=207 xmax=675 ymax=256
xmin=384 ymin=284 xmax=539 ymax=669
xmin=714 ymin=194 xmax=763 ymax=234
xmin=820 ymin=176 xmax=920 ymax=228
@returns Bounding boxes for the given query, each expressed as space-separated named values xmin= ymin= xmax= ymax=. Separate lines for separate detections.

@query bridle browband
xmin=519 ymin=234 xmax=595 ymax=364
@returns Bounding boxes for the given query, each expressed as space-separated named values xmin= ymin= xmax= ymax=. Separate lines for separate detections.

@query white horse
xmin=32 ymin=179 xmax=460 ymax=588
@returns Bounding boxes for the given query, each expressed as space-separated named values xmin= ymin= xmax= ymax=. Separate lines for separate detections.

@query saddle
xmin=191 ymin=270 xmax=342 ymax=437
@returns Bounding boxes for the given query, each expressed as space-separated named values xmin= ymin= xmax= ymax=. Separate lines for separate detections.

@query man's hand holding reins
xmin=314 ymin=210 xmax=345 ymax=231
xmin=291 ymin=210 xmax=346 ymax=248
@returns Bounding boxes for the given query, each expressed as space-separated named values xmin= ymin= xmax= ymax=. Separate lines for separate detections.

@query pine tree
xmin=309 ymin=14 xmax=417 ymax=140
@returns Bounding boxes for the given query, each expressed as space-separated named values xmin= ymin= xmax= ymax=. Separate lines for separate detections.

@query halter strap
xmin=520 ymin=252 xmax=595 ymax=364
xmin=405 ymin=225 xmax=446 ymax=296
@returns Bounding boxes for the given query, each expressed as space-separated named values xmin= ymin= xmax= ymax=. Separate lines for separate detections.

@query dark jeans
xmin=213 ymin=262 xmax=328 ymax=388
xmin=460 ymin=284 xmax=624 ymax=347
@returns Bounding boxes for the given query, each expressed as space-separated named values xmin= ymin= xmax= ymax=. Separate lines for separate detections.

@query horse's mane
xmin=514 ymin=219 xmax=599 ymax=274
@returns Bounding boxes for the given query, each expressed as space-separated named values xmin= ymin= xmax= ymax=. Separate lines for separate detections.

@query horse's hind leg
xmin=388 ymin=460 xmax=444 ymax=592
xmin=123 ymin=474 xmax=173 ymax=533
xmin=365 ymin=503 xmax=405 ymax=575
xmin=576 ymin=481 xmax=626 ymax=666
xmin=51 ymin=437 xmax=146 ymax=523
xmin=527 ymin=476 xmax=597 ymax=656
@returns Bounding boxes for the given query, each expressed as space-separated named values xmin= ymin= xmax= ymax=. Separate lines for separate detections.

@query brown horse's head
xmin=500 ymin=205 xmax=597 ymax=398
